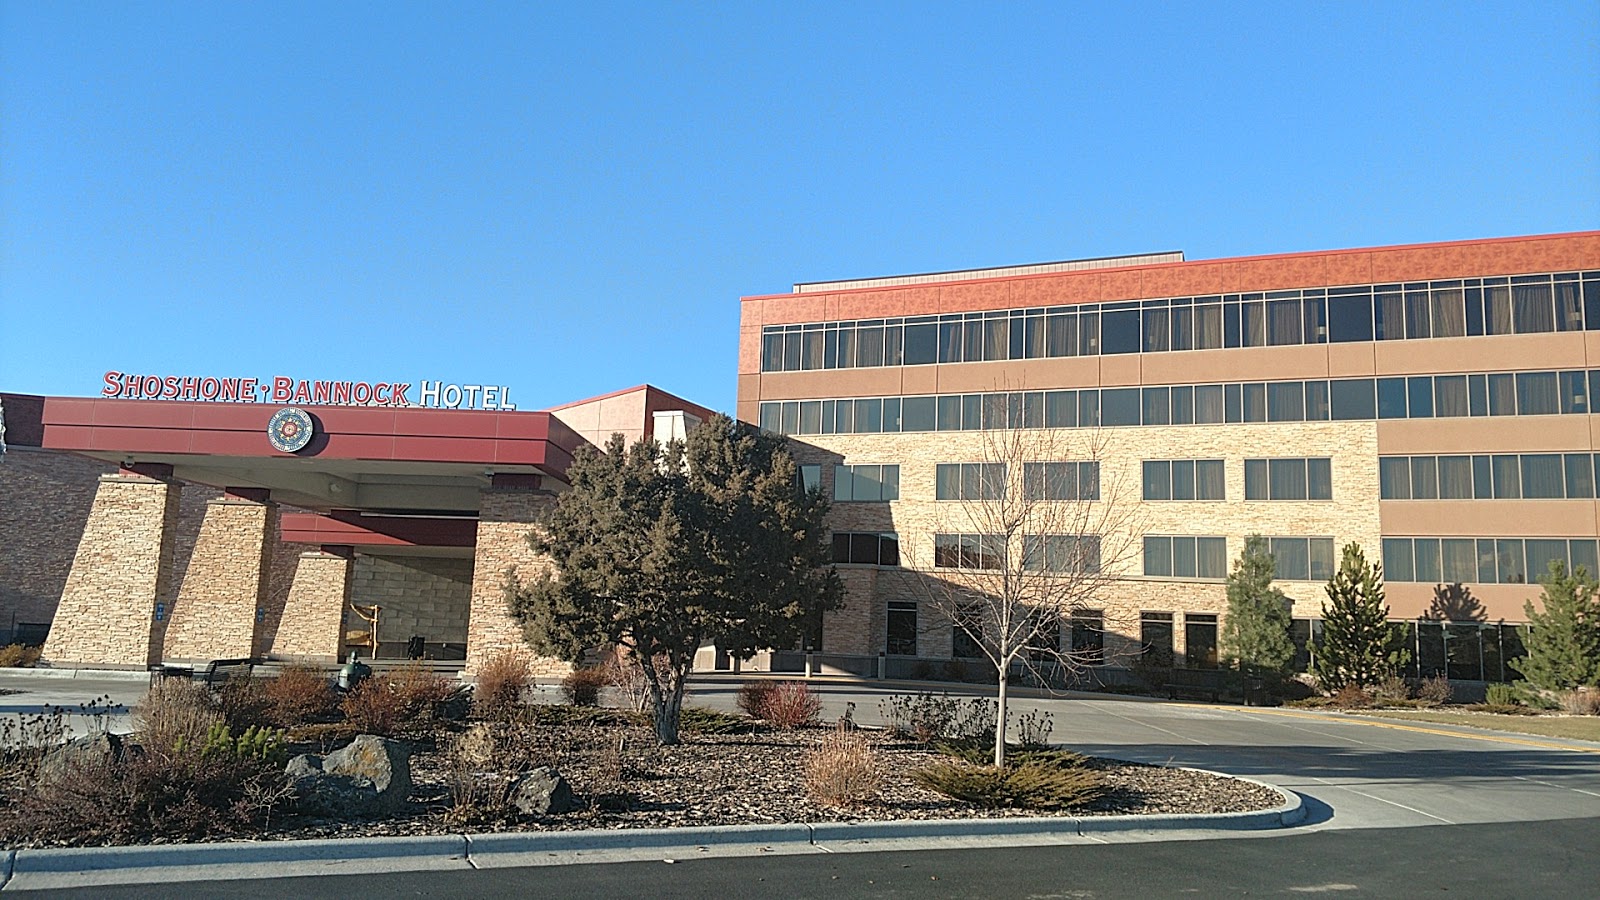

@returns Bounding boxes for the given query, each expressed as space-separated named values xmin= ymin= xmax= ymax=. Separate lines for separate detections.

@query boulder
xmin=37 ymin=733 xmax=126 ymax=786
xmin=286 ymin=734 xmax=412 ymax=817
xmin=510 ymin=766 xmax=575 ymax=816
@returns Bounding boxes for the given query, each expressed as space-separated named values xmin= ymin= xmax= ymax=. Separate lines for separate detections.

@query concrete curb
xmin=0 ymin=667 xmax=151 ymax=681
xmin=0 ymin=781 xmax=1305 ymax=890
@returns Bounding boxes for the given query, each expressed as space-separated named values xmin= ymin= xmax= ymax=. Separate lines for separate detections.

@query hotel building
xmin=737 ymin=231 xmax=1600 ymax=681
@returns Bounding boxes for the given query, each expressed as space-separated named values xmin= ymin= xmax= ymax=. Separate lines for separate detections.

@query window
xmin=831 ymin=532 xmax=900 ymax=566
xmin=936 ymin=463 xmax=1005 ymax=501
xmin=952 ymin=603 xmax=985 ymax=658
xmin=1144 ymin=459 xmax=1226 ymax=500
xmin=1141 ymin=612 xmax=1174 ymax=668
xmin=886 ymin=601 xmax=917 ymax=656
xmin=833 ymin=464 xmax=900 ymax=502
xmin=1267 ymin=537 xmax=1336 ymax=581
xmin=1070 ymin=612 xmax=1105 ymax=665
xmin=1023 ymin=461 xmax=1099 ymax=501
xmin=1383 ymin=536 xmax=1600 ymax=584
xmin=798 ymin=464 xmax=821 ymax=494
xmin=1023 ymin=534 xmax=1101 ymax=573
xmin=1143 ymin=535 xmax=1227 ymax=579
xmin=1185 ymin=614 xmax=1219 ymax=669
xmin=934 ymin=533 xmax=1005 ymax=570
xmin=1245 ymin=458 xmax=1332 ymax=500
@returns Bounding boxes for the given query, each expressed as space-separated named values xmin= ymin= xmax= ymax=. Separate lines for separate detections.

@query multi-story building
xmin=737 ymin=231 xmax=1600 ymax=681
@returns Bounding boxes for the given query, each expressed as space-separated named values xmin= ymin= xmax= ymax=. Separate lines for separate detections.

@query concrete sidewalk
xmin=0 ymin=781 xmax=1305 ymax=892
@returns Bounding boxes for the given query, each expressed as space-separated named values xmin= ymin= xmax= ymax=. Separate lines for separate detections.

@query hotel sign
xmin=101 ymin=372 xmax=518 ymax=411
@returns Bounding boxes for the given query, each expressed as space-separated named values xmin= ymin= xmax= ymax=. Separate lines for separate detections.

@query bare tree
xmin=898 ymin=424 xmax=1142 ymax=768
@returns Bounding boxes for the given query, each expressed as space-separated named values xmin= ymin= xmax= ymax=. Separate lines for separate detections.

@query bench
xmin=150 ymin=658 xmax=255 ymax=688
xmin=1165 ymin=667 xmax=1226 ymax=702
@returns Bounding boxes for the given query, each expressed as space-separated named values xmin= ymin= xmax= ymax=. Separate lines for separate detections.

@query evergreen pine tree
xmin=1512 ymin=560 xmax=1600 ymax=691
xmin=1316 ymin=542 xmax=1408 ymax=692
xmin=1220 ymin=535 xmax=1295 ymax=677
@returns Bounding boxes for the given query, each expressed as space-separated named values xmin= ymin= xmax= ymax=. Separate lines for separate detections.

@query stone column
xmin=464 ymin=475 xmax=568 ymax=678
xmin=162 ymin=487 xmax=277 ymax=662
xmin=270 ymin=545 xmax=355 ymax=664
xmin=40 ymin=464 xmax=181 ymax=669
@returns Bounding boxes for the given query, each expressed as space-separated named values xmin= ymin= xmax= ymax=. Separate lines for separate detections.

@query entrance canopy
xmin=40 ymin=397 xmax=589 ymax=514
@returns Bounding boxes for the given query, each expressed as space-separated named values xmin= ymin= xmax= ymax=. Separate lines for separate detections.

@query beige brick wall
xmin=41 ymin=472 xmax=183 ymax=668
xmin=464 ymin=488 xmax=570 ymax=678
xmin=162 ymin=498 xmax=278 ymax=662
xmin=790 ymin=421 xmax=1382 ymax=659
xmin=352 ymin=555 xmax=473 ymax=652
xmin=0 ymin=448 xmax=113 ymax=642
xmin=271 ymin=550 xmax=353 ymax=662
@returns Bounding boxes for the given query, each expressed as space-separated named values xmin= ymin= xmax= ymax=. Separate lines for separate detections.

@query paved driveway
xmin=688 ymin=679 xmax=1600 ymax=831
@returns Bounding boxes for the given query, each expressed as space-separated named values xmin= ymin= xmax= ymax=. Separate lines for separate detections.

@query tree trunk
xmin=643 ymin=655 xmax=689 ymax=746
xmin=993 ymin=665 xmax=1009 ymax=768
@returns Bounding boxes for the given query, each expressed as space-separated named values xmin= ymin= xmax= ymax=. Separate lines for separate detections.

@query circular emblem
xmin=268 ymin=407 xmax=314 ymax=453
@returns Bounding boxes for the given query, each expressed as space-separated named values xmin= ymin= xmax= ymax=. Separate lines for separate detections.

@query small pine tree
xmin=1221 ymin=535 xmax=1295 ymax=676
xmin=1316 ymin=543 xmax=1409 ymax=692
xmin=1512 ymin=560 xmax=1600 ymax=691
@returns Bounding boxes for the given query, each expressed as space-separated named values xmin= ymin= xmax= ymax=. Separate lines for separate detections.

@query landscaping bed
xmin=0 ymin=666 xmax=1284 ymax=849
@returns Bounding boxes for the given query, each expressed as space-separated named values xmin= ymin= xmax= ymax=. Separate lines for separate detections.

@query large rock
xmin=509 ymin=766 xmax=575 ymax=816
xmin=37 ymin=733 xmax=128 ymax=786
xmin=287 ymin=734 xmax=412 ymax=817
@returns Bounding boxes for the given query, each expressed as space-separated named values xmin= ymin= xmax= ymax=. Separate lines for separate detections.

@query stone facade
xmin=351 ymin=554 xmax=473 ymax=654
xmin=41 ymin=470 xmax=183 ymax=668
xmin=162 ymin=496 xmax=279 ymax=662
xmin=272 ymin=550 xmax=354 ymax=663
xmin=0 ymin=448 xmax=112 ymax=644
xmin=790 ymin=421 xmax=1383 ymax=663
xmin=464 ymin=487 xmax=569 ymax=678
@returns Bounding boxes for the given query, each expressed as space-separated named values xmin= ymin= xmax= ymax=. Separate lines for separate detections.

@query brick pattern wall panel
xmin=256 ymin=537 xmax=317 ymax=659
xmin=0 ymin=448 xmax=112 ymax=643
xmin=41 ymin=473 xmax=181 ymax=668
xmin=790 ymin=421 xmax=1381 ymax=657
xmin=272 ymin=551 xmax=353 ymax=662
xmin=162 ymin=499 xmax=277 ymax=662
xmin=351 ymin=555 xmax=473 ymax=653
xmin=465 ymin=489 xmax=570 ymax=678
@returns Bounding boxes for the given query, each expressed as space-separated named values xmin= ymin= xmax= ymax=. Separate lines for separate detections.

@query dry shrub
xmin=761 ymin=681 xmax=822 ymax=729
xmin=561 ymin=667 xmax=608 ymax=707
xmin=216 ymin=678 xmax=274 ymax=730
xmin=474 ymin=651 xmax=531 ymax=721
xmin=1331 ymin=685 xmax=1374 ymax=709
xmin=339 ymin=678 xmax=408 ymax=736
xmin=338 ymin=665 xmax=459 ymax=737
xmin=912 ymin=756 xmax=1103 ymax=810
xmin=0 ymin=744 xmax=291 ymax=846
xmin=1371 ymin=676 xmax=1412 ymax=705
xmin=444 ymin=723 xmax=519 ymax=825
xmin=1417 ymin=676 xmax=1453 ymax=707
xmin=0 ymin=644 xmax=41 ymax=667
xmin=736 ymin=680 xmax=777 ymax=718
xmin=135 ymin=678 xmax=223 ymax=757
xmin=1561 ymin=689 xmax=1600 ymax=716
xmin=262 ymin=665 xmax=337 ymax=727
xmin=603 ymin=651 xmax=650 ymax=712
xmin=805 ymin=730 xmax=880 ymax=807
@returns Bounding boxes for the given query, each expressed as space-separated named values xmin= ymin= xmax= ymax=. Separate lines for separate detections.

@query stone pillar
xmin=270 ymin=545 xmax=354 ymax=664
xmin=161 ymin=488 xmax=277 ymax=662
xmin=40 ymin=464 xmax=181 ymax=669
xmin=464 ymin=475 xmax=568 ymax=678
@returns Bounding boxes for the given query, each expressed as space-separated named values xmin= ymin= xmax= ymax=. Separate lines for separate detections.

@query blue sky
xmin=3 ymin=2 xmax=1596 ymax=413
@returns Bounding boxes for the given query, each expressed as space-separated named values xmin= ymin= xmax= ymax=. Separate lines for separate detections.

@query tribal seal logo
xmin=267 ymin=407 xmax=314 ymax=453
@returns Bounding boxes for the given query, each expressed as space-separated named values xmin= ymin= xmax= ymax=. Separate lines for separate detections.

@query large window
xmin=1070 ymin=611 xmax=1105 ymax=665
xmin=760 ymin=366 xmax=1600 ymax=437
xmin=952 ymin=604 xmax=985 ymax=659
xmin=1381 ymin=453 xmax=1598 ymax=500
xmin=833 ymin=464 xmax=900 ymax=502
xmin=1141 ymin=612 xmax=1174 ymax=668
xmin=1022 ymin=534 xmax=1102 ymax=573
xmin=1383 ymin=536 xmax=1600 ymax=584
xmin=1143 ymin=536 xmax=1228 ymax=579
xmin=831 ymin=532 xmax=900 ymax=566
xmin=1265 ymin=537 xmax=1336 ymax=581
xmin=1143 ymin=459 xmax=1225 ymax=500
xmin=1244 ymin=458 xmax=1332 ymax=500
xmin=760 ymin=271 xmax=1598 ymax=372
xmin=1185 ymin=614 xmax=1219 ymax=669
xmin=934 ymin=533 xmax=1006 ymax=570
xmin=1022 ymin=461 xmax=1099 ymax=501
xmin=886 ymin=601 xmax=918 ymax=656
xmin=935 ymin=463 xmax=1005 ymax=500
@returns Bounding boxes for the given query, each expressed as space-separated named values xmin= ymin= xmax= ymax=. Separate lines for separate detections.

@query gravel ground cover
xmin=272 ymin=719 xmax=1284 ymax=842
